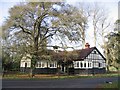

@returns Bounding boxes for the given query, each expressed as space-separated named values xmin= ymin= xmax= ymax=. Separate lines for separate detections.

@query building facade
xmin=73 ymin=46 xmax=106 ymax=74
xmin=20 ymin=43 xmax=106 ymax=74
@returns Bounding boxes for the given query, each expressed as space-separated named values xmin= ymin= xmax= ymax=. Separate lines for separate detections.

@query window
xmin=89 ymin=63 xmax=91 ymax=67
xmin=84 ymin=63 xmax=86 ymax=67
xmin=25 ymin=63 xmax=27 ymax=68
xmin=88 ymin=63 xmax=89 ymax=67
xmin=36 ymin=61 xmax=46 ymax=68
xmin=50 ymin=63 xmax=54 ymax=67
xmin=103 ymin=62 xmax=106 ymax=67
xmin=41 ymin=62 xmax=45 ymax=67
xmin=36 ymin=62 xmax=39 ymax=67
xmin=27 ymin=62 xmax=31 ymax=67
xmin=99 ymin=63 xmax=101 ymax=67
xmin=94 ymin=51 xmax=96 ymax=54
xmin=69 ymin=64 xmax=73 ymax=68
xmin=54 ymin=62 xmax=56 ymax=67
xmin=74 ymin=62 xmax=77 ymax=67
xmin=49 ymin=62 xmax=57 ymax=68
xmin=93 ymin=62 xmax=98 ymax=67
xmin=77 ymin=62 xmax=79 ymax=67
xmin=39 ymin=62 xmax=41 ymax=67
xmin=81 ymin=62 xmax=83 ymax=67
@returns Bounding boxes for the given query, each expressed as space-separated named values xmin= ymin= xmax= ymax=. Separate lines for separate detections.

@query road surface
xmin=2 ymin=76 xmax=119 ymax=89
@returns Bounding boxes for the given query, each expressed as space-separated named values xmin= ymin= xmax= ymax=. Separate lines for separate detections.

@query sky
xmin=0 ymin=0 xmax=119 ymax=54
xmin=0 ymin=0 xmax=119 ymax=25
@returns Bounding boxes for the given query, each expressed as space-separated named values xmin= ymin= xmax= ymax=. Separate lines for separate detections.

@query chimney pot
xmin=85 ymin=43 xmax=90 ymax=49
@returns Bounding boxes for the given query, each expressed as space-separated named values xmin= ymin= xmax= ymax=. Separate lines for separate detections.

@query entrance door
xmin=25 ymin=63 xmax=27 ymax=69
xmin=61 ymin=64 xmax=64 ymax=72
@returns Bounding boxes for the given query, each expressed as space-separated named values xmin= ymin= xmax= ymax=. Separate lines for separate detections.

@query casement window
xmin=49 ymin=63 xmax=54 ymax=68
xmin=88 ymin=62 xmax=92 ymax=68
xmin=49 ymin=62 xmax=57 ymax=68
xmin=36 ymin=61 xmax=45 ymax=68
xmin=84 ymin=63 xmax=86 ymax=67
xmin=36 ymin=61 xmax=57 ymax=68
xmin=74 ymin=62 xmax=76 ymax=67
xmin=36 ymin=62 xmax=41 ymax=68
xmin=88 ymin=62 xmax=89 ymax=67
xmin=80 ymin=62 xmax=83 ymax=68
xmin=50 ymin=63 xmax=54 ymax=67
xmin=36 ymin=62 xmax=39 ymax=68
xmin=89 ymin=63 xmax=92 ymax=67
xmin=102 ymin=62 xmax=106 ymax=67
xmin=74 ymin=61 xmax=80 ymax=68
xmin=25 ymin=63 xmax=27 ymax=68
xmin=94 ymin=51 xmax=96 ymax=54
xmin=74 ymin=61 xmax=90 ymax=68
xmin=41 ymin=62 xmax=45 ymax=67
xmin=20 ymin=60 xmax=31 ymax=68
xmin=99 ymin=63 xmax=101 ymax=67
xmin=76 ymin=62 xmax=79 ymax=67
xmin=69 ymin=64 xmax=73 ymax=68
xmin=93 ymin=61 xmax=99 ymax=67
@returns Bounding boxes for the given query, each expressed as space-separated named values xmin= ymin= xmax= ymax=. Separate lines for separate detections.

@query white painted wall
xmin=36 ymin=61 xmax=57 ymax=68
xmin=74 ymin=61 xmax=92 ymax=69
xmin=20 ymin=54 xmax=31 ymax=68
xmin=73 ymin=49 xmax=106 ymax=69
xmin=48 ymin=61 xmax=57 ymax=68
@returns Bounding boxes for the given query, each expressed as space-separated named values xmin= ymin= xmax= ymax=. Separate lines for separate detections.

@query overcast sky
xmin=0 ymin=0 xmax=119 ymax=25
xmin=0 ymin=0 xmax=119 ymax=53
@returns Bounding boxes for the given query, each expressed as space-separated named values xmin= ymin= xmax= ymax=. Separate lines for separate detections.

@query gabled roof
xmin=75 ymin=47 xmax=106 ymax=61
xmin=77 ymin=47 xmax=95 ymax=60
xmin=29 ymin=47 xmax=105 ymax=62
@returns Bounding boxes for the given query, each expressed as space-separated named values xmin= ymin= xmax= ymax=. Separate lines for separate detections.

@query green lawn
xmin=99 ymin=81 xmax=119 ymax=89
xmin=2 ymin=73 xmax=119 ymax=80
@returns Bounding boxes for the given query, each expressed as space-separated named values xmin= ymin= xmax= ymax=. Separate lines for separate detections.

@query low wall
xmin=20 ymin=67 xmax=106 ymax=75
xmin=33 ymin=68 xmax=58 ymax=74
xmin=74 ymin=68 xmax=106 ymax=74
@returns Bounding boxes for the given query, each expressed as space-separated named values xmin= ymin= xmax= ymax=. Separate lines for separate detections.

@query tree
xmin=2 ymin=2 xmax=87 ymax=75
xmin=56 ymin=3 xmax=88 ymax=48
xmin=105 ymin=19 xmax=120 ymax=71
xmin=75 ymin=2 xmax=91 ymax=48
xmin=2 ymin=2 xmax=64 ymax=75
xmin=89 ymin=3 xmax=110 ymax=46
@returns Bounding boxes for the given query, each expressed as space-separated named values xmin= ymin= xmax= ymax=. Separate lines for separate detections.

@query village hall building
xmin=20 ymin=43 xmax=106 ymax=75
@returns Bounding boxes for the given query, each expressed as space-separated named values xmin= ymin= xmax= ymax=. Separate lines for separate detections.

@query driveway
xmin=2 ymin=76 xmax=119 ymax=88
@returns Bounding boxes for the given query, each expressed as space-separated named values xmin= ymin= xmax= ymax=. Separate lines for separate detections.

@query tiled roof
xmin=40 ymin=47 xmax=106 ymax=61
xmin=54 ymin=47 xmax=96 ymax=61
xmin=77 ymin=47 xmax=95 ymax=60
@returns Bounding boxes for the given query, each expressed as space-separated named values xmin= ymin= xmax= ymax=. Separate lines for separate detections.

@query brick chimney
xmin=85 ymin=43 xmax=90 ymax=49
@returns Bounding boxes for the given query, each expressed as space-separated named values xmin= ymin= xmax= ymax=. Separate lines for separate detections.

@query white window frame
xmin=74 ymin=61 xmax=80 ymax=68
xmin=80 ymin=61 xmax=83 ymax=68
xmin=93 ymin=61 xmax=99 ymax=68
xmin=49 ymin=62 xmax=57 ymax=68
xmin=36 ymin=61 xmax=46 ymax=68
xmin=76 ymin=61 xmax=79 ymax=67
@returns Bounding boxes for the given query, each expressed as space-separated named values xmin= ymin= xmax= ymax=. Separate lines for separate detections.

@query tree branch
xmin=19 ymin=25 xmax=32 ymax=35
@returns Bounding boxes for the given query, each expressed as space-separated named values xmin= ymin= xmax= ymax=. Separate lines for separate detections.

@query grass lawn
xmin=2 ymin=72 xmax=119 ymax=80
xmin=100 ymin=82 xmax=120 ymax=88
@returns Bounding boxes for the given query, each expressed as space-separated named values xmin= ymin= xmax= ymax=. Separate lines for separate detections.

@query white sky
xmin=0 ymin=0 xmax=119 ymax=54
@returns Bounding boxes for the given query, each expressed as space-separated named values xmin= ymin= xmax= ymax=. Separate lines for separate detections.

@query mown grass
xmin=99 ymin=81 xmax=119 ymax=89
xmin=2 ymin=72 xmax=119 ymax=80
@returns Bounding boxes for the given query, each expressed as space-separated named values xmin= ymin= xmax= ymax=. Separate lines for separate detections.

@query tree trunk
xmin=29 ymin=68 xmax=34 ymax=78
xmin=106 ymin=65 xmax=110 ymax=72
xmin=34 ymin=36 xmax=39 ymax=56
xmin=82 ymin=31 xmax=85 ymax=48
xmin=94 ymin=26 xmax=97 ymax=46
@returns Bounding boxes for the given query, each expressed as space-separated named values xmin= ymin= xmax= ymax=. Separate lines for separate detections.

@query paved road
xmin=2 ymin=76 xmax=119 ymax=88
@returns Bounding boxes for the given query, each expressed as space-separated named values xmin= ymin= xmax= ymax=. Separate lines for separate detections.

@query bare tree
xmin=89 ymin=3 xmax=110 ymax=46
